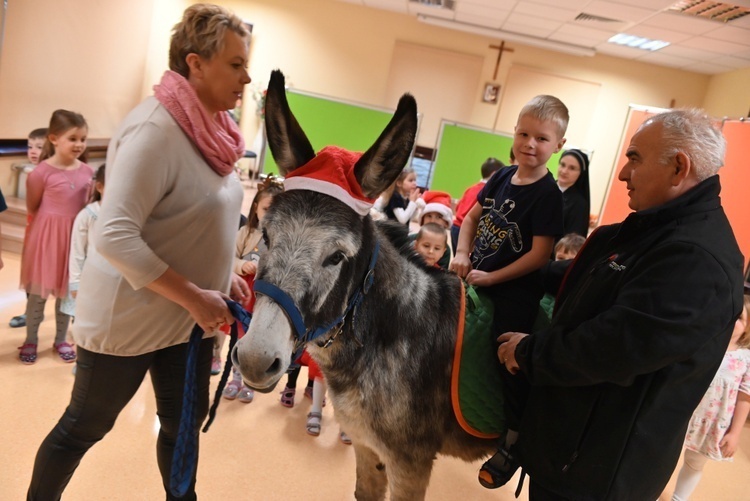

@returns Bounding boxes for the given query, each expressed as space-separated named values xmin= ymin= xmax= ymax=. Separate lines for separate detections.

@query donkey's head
xmin=233 ymin=70 xmax=417 ymax=391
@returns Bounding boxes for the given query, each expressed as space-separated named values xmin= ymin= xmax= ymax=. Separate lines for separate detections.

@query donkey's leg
xmin=387 ymin=457 xmax=433 ymax=501
xmin=353 ymin=444 xmax=387 ymax=501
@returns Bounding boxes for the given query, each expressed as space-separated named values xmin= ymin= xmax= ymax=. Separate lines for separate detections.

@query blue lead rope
xmin=169 ymin=299 xmax=251 ymax=499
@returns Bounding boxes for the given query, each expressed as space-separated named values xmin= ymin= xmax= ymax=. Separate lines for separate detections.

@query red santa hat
xmin=420 ymin=190 xmax=453 ymax=227
xmin=283 ymin=146 xmax=374 ymax=216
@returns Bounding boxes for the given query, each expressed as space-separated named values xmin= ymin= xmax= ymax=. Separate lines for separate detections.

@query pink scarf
xmin=154 ymin=70 xmax=245 ymax=176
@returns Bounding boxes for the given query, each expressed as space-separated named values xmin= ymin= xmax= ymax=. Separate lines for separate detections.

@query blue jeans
xmin=27 ymin=338 xmax=213 ymax=500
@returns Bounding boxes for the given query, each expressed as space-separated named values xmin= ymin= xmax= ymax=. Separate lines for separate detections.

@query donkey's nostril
xmin=267 ymin=358 xmax=281 ymax=375
xmin=230 ymin=345 xmax=240 ymax=367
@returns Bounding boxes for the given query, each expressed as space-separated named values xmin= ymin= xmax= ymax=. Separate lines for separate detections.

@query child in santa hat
xmin=409 ymin=190 xmax=454 ymax=269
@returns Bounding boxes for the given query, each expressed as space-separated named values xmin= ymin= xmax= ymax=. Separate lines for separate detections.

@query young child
xmin=379 ymin=167 xmax=422 ymax=225
xmin=413 ymin=190 xmax=454 ymax=268
xmin=221 ymin=177 xmax=283 ymax=403
xmin=451 ymin=158 xmax=505 ymax=250
xmin=19 ymin=110 xmax=93 ymax=364
xmin=533 ymin=233 xmax=585 ymax=330
xmin=9 ymin=127 xmax=48 ymax=329
xmin=61 ymin=164 xmax=106 ymax=318
xmin=449 ymin=95 xmax=568 ymax=489
xmin=414 ymin=223 xmax=448 ymax=268
xmin=671 ymin=294 xmax=750 ymax=501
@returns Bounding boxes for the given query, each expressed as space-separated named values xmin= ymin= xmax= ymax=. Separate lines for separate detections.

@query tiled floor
xmin=1 ymin=250 xmax=748 ymax=499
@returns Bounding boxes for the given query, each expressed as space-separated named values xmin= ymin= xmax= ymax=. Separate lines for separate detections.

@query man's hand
xmin=497 ymin=332 xmax=528 ymax=375
xmin=466 ymin=269 xmax=493 ymax=287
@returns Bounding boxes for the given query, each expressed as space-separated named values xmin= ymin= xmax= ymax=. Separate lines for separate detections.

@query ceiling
xmin=337 ymin=0 xmax=750 ymax=74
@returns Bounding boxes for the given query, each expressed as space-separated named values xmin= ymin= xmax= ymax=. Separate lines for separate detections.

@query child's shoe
xmin=210 ymin=357 xmax=222 ymax=376
xmin=306 ymin=412 xmax=322 ymax=436
xmin=280 ymin=387 xmax=295 ymax=408
xmin=222 ymin=380 xmax=242 ymax=400
xmin=18 ymin=343 xmax=37 ymax=365
xmin=53 ymin=342 xmax=77 ymax=363
xmin=9 ymin=314 xmax=26 ymax=328
xmin=478 ymin=447 xmax=520 ymax=489
xmin=237 ymin=386 xmax=254 ymax=403
xmin=339 ymin=431 xmax=352 ymax=445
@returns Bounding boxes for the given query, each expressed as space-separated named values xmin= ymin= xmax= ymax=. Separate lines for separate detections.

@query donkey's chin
xmin=241 ymin=377 xmax=281 ymax=394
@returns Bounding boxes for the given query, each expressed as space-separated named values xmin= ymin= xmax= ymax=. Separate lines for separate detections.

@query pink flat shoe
xmin=18 ymin=343 xmax=37 ymax=365
xmin=280 ymin=387 xmax=295 ymax=408
xmin=53 ymin=342 xmax=77 ymax=363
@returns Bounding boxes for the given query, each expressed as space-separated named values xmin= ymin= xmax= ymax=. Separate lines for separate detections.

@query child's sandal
xmin=222 ymin=380 xmax=242 ymax=400
xmin=306 ymin=412 xmax=322 ymax=436
xmin=53 ymin=342 xmax=77 ymax=363
xmin=18 ymin=343 xmax=38 ymax=365
xmin=280 ymin=387 xmax=296 ymax=408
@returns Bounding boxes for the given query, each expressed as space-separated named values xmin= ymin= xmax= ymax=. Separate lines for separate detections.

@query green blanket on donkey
xmin=451 ymin=283 xmax=506 ymax=438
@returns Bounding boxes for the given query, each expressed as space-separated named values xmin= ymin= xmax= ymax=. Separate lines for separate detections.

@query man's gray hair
xmin=644 ymin=108 xmax=725 ymax=181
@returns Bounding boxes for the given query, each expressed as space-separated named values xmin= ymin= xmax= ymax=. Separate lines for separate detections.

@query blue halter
xmin=253 ymin=242 xmax=379 ymax=360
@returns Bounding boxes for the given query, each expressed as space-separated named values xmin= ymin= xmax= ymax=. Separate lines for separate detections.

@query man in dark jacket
xmin=497 ymin=108 xmax=745 ymax=500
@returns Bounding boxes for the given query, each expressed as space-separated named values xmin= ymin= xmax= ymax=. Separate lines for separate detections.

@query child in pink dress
xmin=19 ymin=110 xmax=94 ymax=364
xmin=671 ymin=294 xmax=750 ymax=500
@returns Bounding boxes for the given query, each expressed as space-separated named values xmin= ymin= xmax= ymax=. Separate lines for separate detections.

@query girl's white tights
xmin=311 ymin=378 xmax=326 ymax=414
xmin=672 ymin=449 xmax=708 ymax=501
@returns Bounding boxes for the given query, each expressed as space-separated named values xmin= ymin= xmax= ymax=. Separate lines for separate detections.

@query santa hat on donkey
xmin=284 ymin=146 xmax=373 ymax=216
xmin=420 ymin=191 xmax=453 ymax=227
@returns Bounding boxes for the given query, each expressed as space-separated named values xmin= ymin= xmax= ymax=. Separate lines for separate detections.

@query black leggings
xmin=27 ymin=338 xmax=213 ymax=501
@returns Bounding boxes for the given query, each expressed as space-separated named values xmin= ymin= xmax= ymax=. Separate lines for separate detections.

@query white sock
xmin=311 ymin=378 xmax=326 ymax=414
xmin=672 ymin=449 xmax=707 ymax=501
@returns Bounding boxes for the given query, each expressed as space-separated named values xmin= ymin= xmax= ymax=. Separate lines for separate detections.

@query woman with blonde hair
xmin=28 ymin=4 xmax=251 ymax=499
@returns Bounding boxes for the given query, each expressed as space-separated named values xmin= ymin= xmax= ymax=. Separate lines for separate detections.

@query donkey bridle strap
xmin=253 ymin=241 xmax=380 ymax=352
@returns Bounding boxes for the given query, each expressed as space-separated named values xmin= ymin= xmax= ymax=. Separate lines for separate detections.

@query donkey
xmin=233 ymin=70 xmax=495 ymax=500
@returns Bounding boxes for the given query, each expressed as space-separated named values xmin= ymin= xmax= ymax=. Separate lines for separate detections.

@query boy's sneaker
xmin=210 ymin=357 xmax=222 ymax=376
xmin=478 ymin=447 xmax=520 ymax=489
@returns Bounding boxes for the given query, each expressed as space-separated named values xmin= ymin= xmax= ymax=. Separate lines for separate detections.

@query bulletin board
xmin=599 ymin=106 xmax=750 ymax=269
xmin=261 ymin=89 xmax=412 ymax=174
xmin=430 ymin=121 xmax=564 ymax=199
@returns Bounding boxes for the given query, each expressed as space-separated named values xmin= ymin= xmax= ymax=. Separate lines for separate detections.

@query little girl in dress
xmin=19 ymin=110 xmax=94 ymax=364
xmin=672 ymin=293 xmax=750 ymax=500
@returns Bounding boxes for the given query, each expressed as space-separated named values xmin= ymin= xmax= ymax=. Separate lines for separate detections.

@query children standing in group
xmin=19 ymin=110 xmax=94 ymax=364
xmin=60 ymin=165 xmax=106 ymax=318
xmin=378 ymin=167 xmax=422 ymax=225
xmin=671 ymin=294 xmax=750 ymax=501
xmin=409 ymin=190 xmax=454 ymax=269
xmin=449 ymin=95 xmax=568 ymax=489
xmin=9 ymin=127 xmax=48 ymax=329
xmin=221 ymin=178 xmax=283 ymax=403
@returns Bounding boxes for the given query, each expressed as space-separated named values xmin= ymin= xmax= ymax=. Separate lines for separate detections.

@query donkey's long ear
xmin=264 ymin=70 xmax=316 ymax=175
xmin=354 ymin=94 xmax=417 ymax=198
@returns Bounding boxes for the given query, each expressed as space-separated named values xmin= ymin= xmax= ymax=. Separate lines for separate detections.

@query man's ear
xmin=673 ymin=151 xmax=691 ymax=186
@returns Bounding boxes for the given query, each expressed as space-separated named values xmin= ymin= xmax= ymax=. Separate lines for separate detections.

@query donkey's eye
xmin=262 ymin=229 xmax=270 ymax=248
xmin=324 ymin=251 xmax=345 ymax=267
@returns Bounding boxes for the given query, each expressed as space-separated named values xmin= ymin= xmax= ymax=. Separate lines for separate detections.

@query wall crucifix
xmin=489 ymin=41 xmax=514 ymax=80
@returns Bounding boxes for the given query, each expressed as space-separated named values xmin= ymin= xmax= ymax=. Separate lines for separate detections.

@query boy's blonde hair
xmin=169 ymin=3 xmax=250 ymax=78
xmin=518 ymin=95 xmax=569 ymax=138
xmin=739 ymin=295 xmax=750 ymax=349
